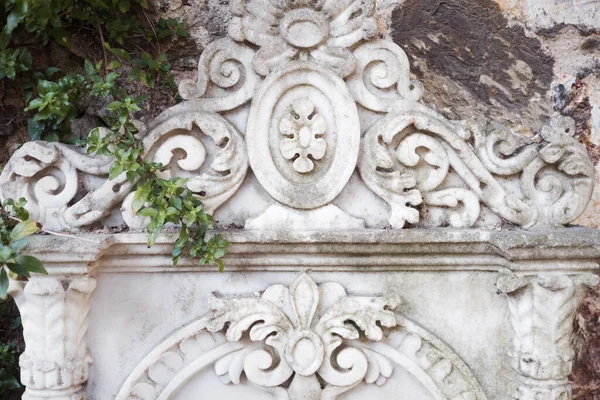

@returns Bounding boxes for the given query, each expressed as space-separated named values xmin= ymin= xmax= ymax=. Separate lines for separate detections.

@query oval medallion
xmin=246 ymin=61 xmax=360 ymax=209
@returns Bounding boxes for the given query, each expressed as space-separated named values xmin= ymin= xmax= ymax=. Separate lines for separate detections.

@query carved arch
xmin=116 ymin=274 xmax=487 ymax=400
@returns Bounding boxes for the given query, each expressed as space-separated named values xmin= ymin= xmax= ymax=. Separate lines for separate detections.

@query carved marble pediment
xmin=0 ymin=0 xmax=595 ymax=231
xmin=3 ymin=5 xmax=600 ymax=399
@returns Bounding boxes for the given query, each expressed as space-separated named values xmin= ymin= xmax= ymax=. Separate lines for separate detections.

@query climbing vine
xmin=0 ymin=0 xmax=229 ymax=393
xmin=0 ymin=0 xmax=229 ymax=272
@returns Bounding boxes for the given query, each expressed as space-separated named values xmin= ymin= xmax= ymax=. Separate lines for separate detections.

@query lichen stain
xmin=391 ymin=0 xmax=554 ymax=111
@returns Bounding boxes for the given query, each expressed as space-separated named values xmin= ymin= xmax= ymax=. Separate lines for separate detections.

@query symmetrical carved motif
xmin=0 ymin=0 xmax=594 ymax=230
xmin=116 ymin=273 xmax=487 ymax=400
xmin=228 ymin=0 xmax=377 ymax=77
xmin=496 ymin=273 xmax=600 ymax=399
xmin=279 ymin=98 xmax=327 ymax=174
xmin=8 ymin=276 xmax=96 ymax=400
xmin=245 ymin=61 xmax=360 ymax=210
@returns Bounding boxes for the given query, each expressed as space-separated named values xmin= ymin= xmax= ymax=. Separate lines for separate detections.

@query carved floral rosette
xmin=0 ymin=0 xmax=594 ymax=231
xmin=116 ymin=273 xmax=487 ymax=400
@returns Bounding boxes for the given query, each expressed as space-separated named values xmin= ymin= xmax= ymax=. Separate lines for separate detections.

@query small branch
xmin=92 ymin=9 xmax=109 ymax=74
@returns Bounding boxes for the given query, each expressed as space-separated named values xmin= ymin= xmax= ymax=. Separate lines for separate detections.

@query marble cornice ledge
xmin=22 ymin=228 xmax=600 ymax=275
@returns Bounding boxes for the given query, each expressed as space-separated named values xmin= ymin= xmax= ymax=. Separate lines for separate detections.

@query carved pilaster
xmin=496 ymin=273 xmax=600 ymax=400
xmin=8 ymin=275 xmax=96 ymax=400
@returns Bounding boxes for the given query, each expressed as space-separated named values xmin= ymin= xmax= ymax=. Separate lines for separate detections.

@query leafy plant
xmin=0 ymin=48 xmax=30 ymax=80
xmin=0 ymin=0 xmax=228 ymax=272
xmin=129 ymin=52 xmax=172 ymax=88
xmin=87 ymin=68 xmax=230 ymax=269
xmin=0 ymin=198 xmax=47 ymax=300
xmin=0 ymin=341 xmax=20 ymax=392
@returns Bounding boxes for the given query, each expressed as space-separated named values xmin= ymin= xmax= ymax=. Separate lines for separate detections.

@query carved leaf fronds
xmin=178 ymin=38 xmax=261 ymax=112
xmin=206 ymin=295 xmax=294 ymax=343
xmin=138 ymin=108 xmax=247 ymax=216
xmin=7 ymin=277 xmax=96 ymax=391
xmin=117 ymin=275 xmax=488 ymax=399
xmin=519 ymin=116 xmax=595 ymax=226
xmin=423 ymin=189 xmax=481 ymax=228
xmin=498 ymin=273 xmax=599 ymax=382
xmin=229 ymin=0 xmax=375 ymax=77
xmin=473 ymin=122 xmax=538 ymax=176
xmin=314 ymin=294 xmax=401 ymax=343
xmin=144 ymin=110 xmax=248 ymax=213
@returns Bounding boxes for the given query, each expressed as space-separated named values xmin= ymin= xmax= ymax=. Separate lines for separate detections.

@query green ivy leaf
xmin=84 ymin=59 xmax=95 ymax=75
xmin=9 ymin=239 xmax=28 ymax=254
xmin=132 ymin=181 xmax=152 ymax=212
xmin=137 ymin=208 xmax=158 ymax=217
xmin=0 ymin=246 xmax=12 ymax=262
xmin=15 ymin=255 xmax=47 ymax=275
xmin=6 ymin=12 xmax=22 ymax=35
xmin=118 ymin=0 xmax=131 ymax=13
xmin=10 ymin=220 xmax=39 ymax=242
xmin=6 ymin=262 xmax=29 ymax=278
xmin=104 ymin=43 xmax=131 ymax=60
xmin=51 ymin=27 xmax=70 ymax=47
xmin=107 ymin=60 xmax=121 ymax=70
xmin=0 ymin=268 xmax=8 ymax=300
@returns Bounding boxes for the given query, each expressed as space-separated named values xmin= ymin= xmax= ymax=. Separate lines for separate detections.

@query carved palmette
xmin=116 ymin=273 xmax=488 ymax=400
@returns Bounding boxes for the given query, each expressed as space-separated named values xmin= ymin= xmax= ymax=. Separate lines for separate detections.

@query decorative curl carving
xmin=359 ymin=109 xmax=593 ymax=229
xmin=178 ymin=38 xmax=260 ymax=112
xmin=139 ymin=111 xmax=249 ymax=216
xmin=0 ymin=112 xmax=247 ymax=231
xmin=228 ymin=0 xmax=377 ymax=77
xmin=347 ymin=40 xmax=423 ymax=112
xmin=0 ymin=141 xmax=132 ymax=231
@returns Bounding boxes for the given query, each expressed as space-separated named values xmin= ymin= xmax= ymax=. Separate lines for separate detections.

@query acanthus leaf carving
xmin=347 ymin=40 xmax=423 ymax=112
xmin=0 ymin=141 xmax=133 ymax=231
xmin=229 ymin=0 xmax=376 ymax=77
xmin=358 ymin=109 xmax=593 ymax=229
xmin=496 ymin=273 xmax=600 ymax=399
xmin=8 ymin=276 xmax=96 ymax=400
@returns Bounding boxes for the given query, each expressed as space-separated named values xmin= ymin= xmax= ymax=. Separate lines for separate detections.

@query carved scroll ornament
xmin=116 ymin=273 xmax=487 ymax=400
xmin=0 ymin=0 xmax=594 ymax=231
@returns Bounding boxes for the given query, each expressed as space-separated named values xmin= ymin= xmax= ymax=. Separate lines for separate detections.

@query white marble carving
xmin=8 ymin=276 xmax=96 ymax=400
xmin=116 ymin=273 xmax=486 ymax=400
xmin=245 ymin=60 xmax=360 ymax=210
xmin=0 ymin=0 xmax=594 ymax=230
xmin=496 ymin=273 xmax=600 ymax=399
xmin=228 ymin=0 xmax=377 ymax=77
xmin=2 ymin=4 xmax=600 ymax=399
xmin=279 ymin=98 xmax=327 ymax=174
